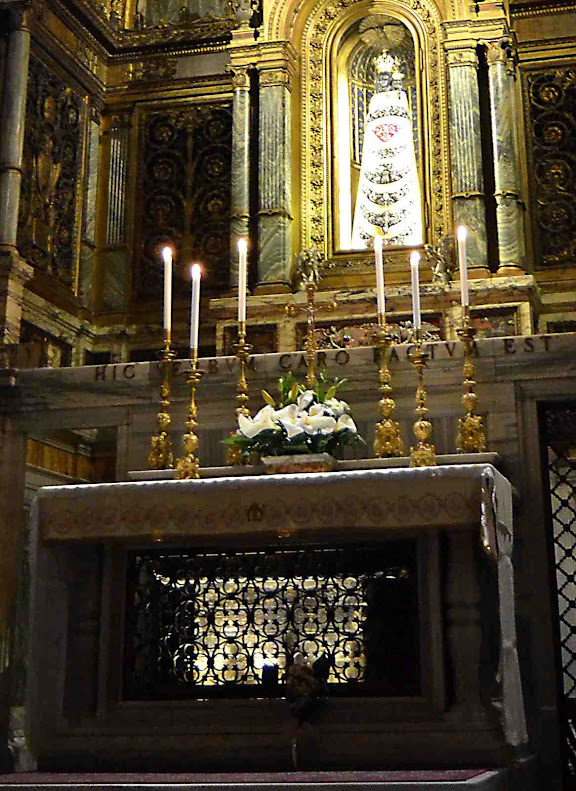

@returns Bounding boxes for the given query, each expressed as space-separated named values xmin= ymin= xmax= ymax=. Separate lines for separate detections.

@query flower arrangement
xmin=224 ymin=372 xmax=363 ymax=463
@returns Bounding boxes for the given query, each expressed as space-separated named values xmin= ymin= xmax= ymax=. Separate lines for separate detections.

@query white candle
xmin=162 ymin=247 xmax=173 ymax=336
xmin=237 ymin=238 xmax=248 ymax=325
xmin=374 ymin=236 xmax=385 ymax=320
xmin=457 ymin=225 xmax=469 ymax=308
xmin=190 ymin=264 xmax=201 ymax=352
xmin=410 ymin=251 xmax=421 ymax=330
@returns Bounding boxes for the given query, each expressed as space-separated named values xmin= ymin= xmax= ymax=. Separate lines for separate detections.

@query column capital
xmin=254 ymin=41 xmax=298 ymax=85
xmin=0 ymin=0 xmax=42 ymax=30
xmin=482 ymin=35 xmax=518 ymax=76
xmin=444 ymin=44 xmax=479 ymax=69
xmin=229 ymin=65 xmax=251 ymax=91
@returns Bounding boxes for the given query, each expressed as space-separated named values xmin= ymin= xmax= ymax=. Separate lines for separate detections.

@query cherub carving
xmin=424 ymin=234 xmax=456 ymax=286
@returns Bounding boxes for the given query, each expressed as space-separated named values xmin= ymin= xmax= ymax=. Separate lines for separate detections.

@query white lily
xmin=238 ymin=405 xmax=280 ymax=439
xmin=324 ymin=397 xmax=349 ymax=417
xmin=336 ymin=414 xmax=357 ymax=433
xmin=274 ymin=404 xmax=305 ymax=439
xmin=297 ymin=390 xmax=315 ymax=411
xmin=302 ymin=413 xmax=337 ymax=435
xmin=308 ymin=402 xmax=328 ymax=417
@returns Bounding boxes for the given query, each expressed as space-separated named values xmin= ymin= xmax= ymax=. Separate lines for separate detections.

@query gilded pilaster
xmin=484 ymin=36 xmax=526 ymax=276
xmin=256 ymin=45 xmax=297 ymax=293
xmin=445 ymin=44 xmax=490 ymax=278
xmin=229 ymin=66 xmax=251 ymax=290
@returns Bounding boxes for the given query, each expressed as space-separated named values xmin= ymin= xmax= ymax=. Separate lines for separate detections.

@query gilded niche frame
xmin=298 ymin=0 xmax=451 ymax=273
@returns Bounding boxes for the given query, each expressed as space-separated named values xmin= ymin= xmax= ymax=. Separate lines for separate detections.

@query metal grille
xmin=541 ymin=403 xmax=576 ymax=776
xmin=124 ymin=542 xmax=419 ymax=700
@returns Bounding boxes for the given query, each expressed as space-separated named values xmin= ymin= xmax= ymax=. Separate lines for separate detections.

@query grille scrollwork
xmin=125 ymin=543 xmax=419 ymax=700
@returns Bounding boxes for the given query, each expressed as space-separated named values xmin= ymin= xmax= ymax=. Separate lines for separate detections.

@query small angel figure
xmin=424 ymin=234 xmax=456 ymax=286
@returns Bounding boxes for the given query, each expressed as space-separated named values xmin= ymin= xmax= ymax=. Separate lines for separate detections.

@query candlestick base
xmin=373 ymin=325 xmax=404 ymax=458
xmin=175 ymin=361 xmax=204 ymax=480
xmin=148 ymin=344 xmax=176 ymax=470
xmin=408 ymin=337 xmax=436 ymax=468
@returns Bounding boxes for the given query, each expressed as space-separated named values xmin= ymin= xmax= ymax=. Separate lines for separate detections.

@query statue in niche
xmin=338 ymin=16 xmax=423 ymax=251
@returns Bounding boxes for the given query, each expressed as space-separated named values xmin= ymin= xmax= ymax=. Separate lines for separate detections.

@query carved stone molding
xmin=130 ymin=58 xmax=178 ymax=83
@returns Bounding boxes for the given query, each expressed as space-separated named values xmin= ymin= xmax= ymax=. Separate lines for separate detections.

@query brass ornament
xmin=409 ymin=332 xmax=436 ymax=468
xmin=456 ymin=311 xmax=486 ymax=454
xmin=226 ymin=321 xmax=253 ymax=466
xmin=148 ymin=341 xmax=176 ymax=470
xmin=373 ymin=321 xmax=404 ymax=458
xmin=175 ymin=354 xmax=204 ymax=480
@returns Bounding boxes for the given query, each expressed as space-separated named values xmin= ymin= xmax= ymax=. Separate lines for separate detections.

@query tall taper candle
xmin=238 ymin=238 xmax=248 ymax=324
xmin=162 ymin=247 xmax=173 ymax=338
xmin=374 ymin=236 xmax=385 ymax=320
xmin=410 ymin=251 xmax=421 ymax=330
xmin=457 ymin=226 xmax=469 ymax=308
xmin=190 ymin=264 xmax=201 ymax=352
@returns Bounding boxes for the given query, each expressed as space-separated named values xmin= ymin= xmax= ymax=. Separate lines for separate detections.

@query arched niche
xmin=290 ymin=0 xmax=451 ymax=271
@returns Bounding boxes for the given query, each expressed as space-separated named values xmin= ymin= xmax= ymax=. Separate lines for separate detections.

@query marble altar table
xmin=27 ymin=464 xmax=527 ymax=772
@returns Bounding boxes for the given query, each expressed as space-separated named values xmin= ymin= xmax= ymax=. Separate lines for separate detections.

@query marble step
xmin=0 ymin=769 xmax=506 ymax=791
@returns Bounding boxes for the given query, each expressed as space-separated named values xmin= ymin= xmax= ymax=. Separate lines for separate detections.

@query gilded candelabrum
xmin=175 ymin=352 xmax=204 ymax=480
xmin=409 ymin=330 xmax=436 ymax=467
xmin=373 ymin=317 xmax=404 ymax=458
xmin=303 ymin=277 xmax=318 ymax=388
xmin=148 ymin=338 xmax=176 ymax=470
xmin=226 ymin=321 xmax=253 ymax=466
xmin=456 ymin=309 xmax=486 ymax=453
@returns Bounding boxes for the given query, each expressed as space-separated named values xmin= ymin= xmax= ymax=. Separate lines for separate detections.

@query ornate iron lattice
xmin=541 ymin=403 xmax=576 ymax=777
xmin=134 ymin=103 xmax=232 ymax=301
xmin=18 ymin=56 xmax=83 ymax=286
xmin=125 ymin=542 xmax=419 ymax=700
xmin=526 ymin=68 xmax=576 ymax=268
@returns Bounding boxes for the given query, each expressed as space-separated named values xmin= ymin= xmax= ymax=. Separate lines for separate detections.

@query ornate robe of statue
xmin=351 ymin=53 xmax=423 ymax=248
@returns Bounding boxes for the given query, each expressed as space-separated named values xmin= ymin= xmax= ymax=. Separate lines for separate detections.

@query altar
xmin=27 ymin=462 xmax=527 ymax=772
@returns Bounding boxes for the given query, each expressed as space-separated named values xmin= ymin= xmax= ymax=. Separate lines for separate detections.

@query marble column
xmin=485 ymin=37 xmax=526 ymax=276
xmin=229 ymin=66 xmax=251 ymax=291
xmin=257 ymin=66 xmax=293 ymax=293
xmin=446 ymin=46 xmax=490 ymax=278
xmin=0 ymin=3 xmax=33 ymax=347
xmin=101 ymin=112 xmax=130 ymax=311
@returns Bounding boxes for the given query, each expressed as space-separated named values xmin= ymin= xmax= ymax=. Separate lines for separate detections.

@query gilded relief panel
xmin=524 ymin=66 xmax=576 ymax=268
xmin=133 ymin=0 xmax=229 ymax=26
xmin=133 ymin=102 xmax=233 ymax=302
xmin=299 ymin=0 xmax=450 ymax=269
xmin=18 ymin=56 xmax=84 ymax=288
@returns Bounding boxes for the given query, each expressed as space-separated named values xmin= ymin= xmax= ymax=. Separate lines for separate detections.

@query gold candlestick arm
xmin=456 ymin=310 xmax=486 ymax=453
xmin=227 ymin=322 xmax=253 ymax=466
xmin=373 ymin=320 xmax=404 ymax=458
xmin=409 ymin=331 xmax=436 ymax=467
xmin=175 ymin=352 xmax=204 ymax=480
xmin=304 ymin=279 xmax=317 ymax=389
xmin=148 ymin=338 xmax=176 ymax=470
